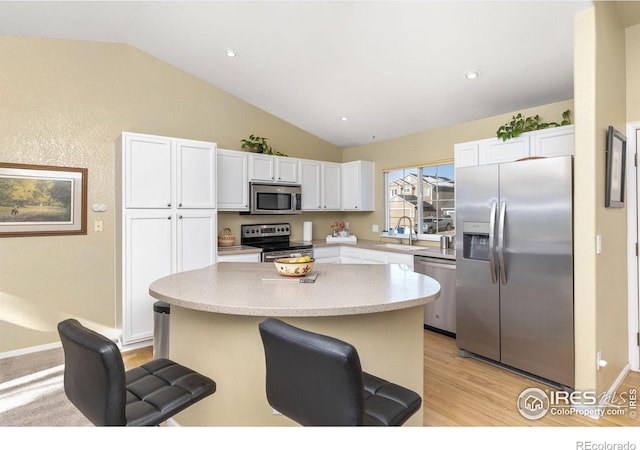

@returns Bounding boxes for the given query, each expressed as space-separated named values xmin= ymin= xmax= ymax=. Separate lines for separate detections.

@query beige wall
xmin=573 ymin=3 xmax=632 ymax=393
xmin=0 ymin=36 xmax=339 ymax=352
xmin=593 ymin=2 xmax=629 ymax=395
xmin=573 ymin=7 xmax=598 ymax=392
xmin=627 ymin=23 xmax=640 ymax=121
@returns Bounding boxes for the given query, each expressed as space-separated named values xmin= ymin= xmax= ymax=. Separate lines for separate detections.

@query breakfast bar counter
xmin=149 ymin=262 xmax=440 ymax=426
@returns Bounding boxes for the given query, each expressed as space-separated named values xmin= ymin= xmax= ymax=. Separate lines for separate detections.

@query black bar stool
xmin=57 ymin=318 xmax=216 ymax=426
xmin=258 ymin=318 xmax=422 ymax=426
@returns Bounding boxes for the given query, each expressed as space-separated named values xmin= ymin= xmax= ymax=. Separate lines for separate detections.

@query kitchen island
xmin=149 ymin=262 xmax=440 ymax=426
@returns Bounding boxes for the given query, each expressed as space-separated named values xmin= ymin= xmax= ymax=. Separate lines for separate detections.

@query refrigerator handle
xmin=498 ymin=201 xmax=507 ymax=285
xmin=488 ymin=200 xmax=497 ymax=284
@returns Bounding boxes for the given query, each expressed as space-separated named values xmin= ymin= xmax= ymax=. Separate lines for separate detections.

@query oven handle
xmin=262 ymin=249 xmax=314 ymax=263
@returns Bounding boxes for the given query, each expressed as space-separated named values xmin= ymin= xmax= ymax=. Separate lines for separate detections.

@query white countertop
xmin=218 ymin=239 xmax=456 ymax=260
xmin=149 ymin=262 xmax=440 ymax=317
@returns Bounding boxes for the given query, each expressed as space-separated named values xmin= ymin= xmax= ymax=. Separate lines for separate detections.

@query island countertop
xmin=149 ymin=262 xmax=440 ymax=317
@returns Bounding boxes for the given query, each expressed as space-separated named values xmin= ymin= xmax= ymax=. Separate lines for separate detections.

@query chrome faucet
xmin=395 ymin=215 xmax=415 ymax=246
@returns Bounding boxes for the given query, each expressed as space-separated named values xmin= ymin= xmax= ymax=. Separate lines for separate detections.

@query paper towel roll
xmin=303 ymin=221 xmax=312 ymax=242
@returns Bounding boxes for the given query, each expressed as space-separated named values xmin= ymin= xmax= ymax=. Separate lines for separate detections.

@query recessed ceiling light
xmin=464 ymin=70 xmax=482 ymax=80
xmin=225 ymin=48 xmax=238 ymax=58
xmin=340 ymin=116 xmax=348 ymax=121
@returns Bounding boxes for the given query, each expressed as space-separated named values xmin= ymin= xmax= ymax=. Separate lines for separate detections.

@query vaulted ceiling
xmin=0 ymin=1 xmax=595 ymax=148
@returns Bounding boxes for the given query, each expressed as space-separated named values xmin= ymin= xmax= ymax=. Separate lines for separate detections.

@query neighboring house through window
xmin=384 ymin=163 xmax=455 ymax=238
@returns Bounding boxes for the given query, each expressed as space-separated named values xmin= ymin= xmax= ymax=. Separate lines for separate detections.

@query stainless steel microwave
xmin=248 ymin=183 xmax=302 ymax=215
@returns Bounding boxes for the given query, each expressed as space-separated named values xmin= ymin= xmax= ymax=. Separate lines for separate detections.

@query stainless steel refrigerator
xmin=455 ymin=156 xmax=574 ymax=388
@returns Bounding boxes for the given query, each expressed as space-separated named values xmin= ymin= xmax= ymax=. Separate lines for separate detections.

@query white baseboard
xmin=0 ymin=341 xmax=62 ymax=360
xmin=572 ymin=363 xmax=632 ymax=420
xmin=0 ymin=327 xmax=130 ymax=360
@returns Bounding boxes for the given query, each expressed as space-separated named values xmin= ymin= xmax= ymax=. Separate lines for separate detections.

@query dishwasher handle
xmin=414 ymin=258 xmax=456 ymax=270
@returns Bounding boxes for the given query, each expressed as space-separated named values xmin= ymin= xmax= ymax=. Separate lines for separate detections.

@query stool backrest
xmin=57 ymin=319 xmax=126 ymax=426
xmin=259 ymin=318 xmax=365 ymax=426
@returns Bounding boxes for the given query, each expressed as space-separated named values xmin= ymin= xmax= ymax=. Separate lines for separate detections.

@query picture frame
xmin=0 ymin=163 xmax=88 ymax=237
xmin=605 ymin=126 xmax=626 ymax=208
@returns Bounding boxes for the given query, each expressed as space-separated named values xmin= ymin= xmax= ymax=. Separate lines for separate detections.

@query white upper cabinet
xmin=275 ymin=156 xmax=299 ymax=183
xmin=217 ymin=149 xmax=249 ymax=211
xmin=341 ymin=160 xmax=375 ymax=211
xmin=248 ymin=154 xmax=299 ymax=183
xmin=322 ymin=162 xmax=342 ymax=210
xmin=299 ymin=159 xmax=322 ymax=210
xmin=175 ymin=139 xmax=217 ymax=209
xmin=299 ymin=160 xmax=342 ymax=211
xmin=248 ymin=153 xmax=274 ymax=181
xmin=478 ymin=135 xmax=530 ymax=165
xmin=453 ymin=141 xmax=480 ymax=168
xmin=122 ymin=133 xmax=173 ymax=208
xmin=455 ymin=126 xmax=574 ymax=168
xmin=121 ymin=132 xmax=216 ymax=209
xmin=531 ymin=124 xmax=575 ymax=157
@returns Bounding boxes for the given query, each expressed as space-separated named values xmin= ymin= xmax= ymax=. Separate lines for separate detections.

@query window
xmin=384 ymin=163 xmax=455 ymax=239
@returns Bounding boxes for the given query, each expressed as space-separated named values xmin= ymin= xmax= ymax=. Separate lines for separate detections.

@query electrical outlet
xmin=596 ymin=351 xmax=608 ymax=370
xmin=94 ymin=220 xmax=103 ymax=232
xmin=372 ymin=224 xmax=379 ymax=233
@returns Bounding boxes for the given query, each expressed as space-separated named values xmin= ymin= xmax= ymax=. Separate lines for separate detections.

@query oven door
xmin=250 ymin=183 xmax=301 ymax=215
xmin=262 ymin=248 xmax=313 ymax=262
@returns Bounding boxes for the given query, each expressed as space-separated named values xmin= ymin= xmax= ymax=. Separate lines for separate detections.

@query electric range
xmin=241 ymin=223 xmax=313 ymax=262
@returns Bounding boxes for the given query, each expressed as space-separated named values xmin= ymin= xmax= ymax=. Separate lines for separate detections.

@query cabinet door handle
xmin=179 ymin=203 xmax=182 ymax=207
xmin=167 ymin=216 xmax=171 ymax=220
xmin=167 ymin=203 xmax=171 ymax=207
xmin=179 ymin=215 xmax=183 ymax=219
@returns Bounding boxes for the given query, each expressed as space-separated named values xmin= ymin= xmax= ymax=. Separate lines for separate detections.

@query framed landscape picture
xmin=0 ymin=163 xmax=87 ymax=237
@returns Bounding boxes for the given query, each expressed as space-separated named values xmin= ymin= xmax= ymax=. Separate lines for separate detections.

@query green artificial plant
xmin=496 ymin=109 xmax=571 ymax=141
xmin=240 ymin=134 xmax=287 ymax=156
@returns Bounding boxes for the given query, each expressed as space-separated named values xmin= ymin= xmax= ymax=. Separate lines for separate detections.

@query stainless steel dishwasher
xmin=414 ymin=255 xmax=456 ymax=337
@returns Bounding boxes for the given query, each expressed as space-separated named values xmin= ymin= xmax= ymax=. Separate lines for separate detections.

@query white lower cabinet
xmin=387 ymin=252 xmax=414 ymax=270
xmin=339 ymin=246 xmax=364 ymax=263
xmin=121 ymin=212 xmax=174 ymax=345
xmin=217 ymin=253 xmax=261 ymax=262
xmin=361 ymin=249 xmax=388 ymax=264
xmin=119 ymin=209 xmax=216 ymax=345
xmin=315 ymin=246 xmax=414 ymax=269
xmin=313 ymin=246 xmax=341 ymax=263
xmin=176 ymin=211 xmax=217 ymax=272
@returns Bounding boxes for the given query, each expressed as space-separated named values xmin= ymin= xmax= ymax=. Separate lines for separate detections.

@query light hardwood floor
xmin=122 ymin=330 xmax=640 ymax=427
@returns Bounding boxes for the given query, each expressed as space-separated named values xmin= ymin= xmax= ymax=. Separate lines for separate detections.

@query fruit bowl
xmin=274 ymin=257 xmax=315 ymax=277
